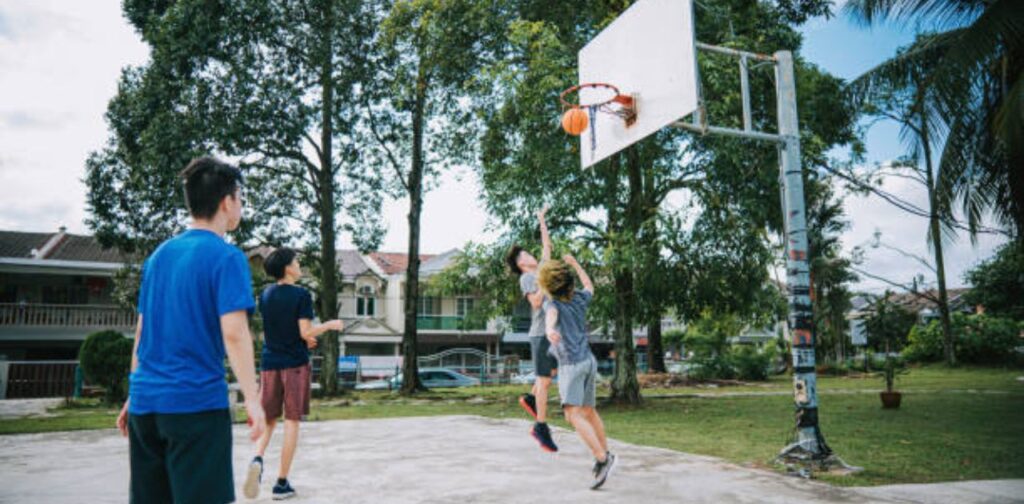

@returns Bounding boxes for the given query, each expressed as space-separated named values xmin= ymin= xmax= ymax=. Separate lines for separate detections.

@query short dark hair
xmin=179 ymin=156 xmax=243 ymax=219
xmin=505 ymin=245 xmax=525 ymax=276
xmin=264 ymin=248 xmax=298 ymax=280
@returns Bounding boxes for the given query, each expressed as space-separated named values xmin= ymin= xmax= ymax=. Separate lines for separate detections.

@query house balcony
xmin=0 ymin=303 xmax=137 ymax=330
xmin=415 ymin=315 xmax=486 ymax=332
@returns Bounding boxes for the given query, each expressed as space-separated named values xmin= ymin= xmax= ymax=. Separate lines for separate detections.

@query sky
xmin=0 ymin=1 xmax=1005 ymax=293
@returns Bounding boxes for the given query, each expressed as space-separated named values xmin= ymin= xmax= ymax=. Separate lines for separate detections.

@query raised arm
xmin=563 ymin=255 xmax=593 ymax=293
xmin=538 ymin=205 xmax=552 ymax=263
xmin=221 ymin=310 xmax=266 ymax=441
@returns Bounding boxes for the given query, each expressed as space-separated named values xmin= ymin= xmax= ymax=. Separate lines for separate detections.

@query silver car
xmin=355 ymin=367 xmax=480 ymax=390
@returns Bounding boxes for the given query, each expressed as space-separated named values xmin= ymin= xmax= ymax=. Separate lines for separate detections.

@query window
xmin=456 ymin=297 xmax=475 ymax=317
xmin=417 ymin=295 xmax=440 ymax=316
xmin=356 ymin=285 xmax=375 ymax=317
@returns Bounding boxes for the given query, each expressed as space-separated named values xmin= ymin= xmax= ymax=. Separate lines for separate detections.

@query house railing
xmin=415 ymin=315 xmax=486 ymax=331
xmin=0 ymin=303 xmax=137 ymax=328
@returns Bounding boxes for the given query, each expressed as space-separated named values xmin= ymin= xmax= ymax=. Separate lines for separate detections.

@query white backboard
xmin=578 ymin=0 xmax=699 ymax=168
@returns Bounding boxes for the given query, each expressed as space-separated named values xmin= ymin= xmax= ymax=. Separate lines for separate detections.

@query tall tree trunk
xmin=607 ymin=153 xmax=641 ymax=404
xmin=317 ymin=6 xmax=341 ymax=396
xmin=611 ymin=268 xmax=641 ymax=403
xmin=400 ymin=72 xmax=428 ymax=395
xmin=646 ymin=317 xmax=666 ymax=373
xmin=921 ymin=115 xmax=955 ymax=366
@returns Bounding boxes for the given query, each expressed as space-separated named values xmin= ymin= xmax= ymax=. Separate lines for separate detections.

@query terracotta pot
xmin=880 ymin=391 xmax=902 ymax=409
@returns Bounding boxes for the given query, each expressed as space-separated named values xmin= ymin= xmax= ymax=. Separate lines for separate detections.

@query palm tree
xmin=846 ymin=34 xmax=959 ymax=365
xmin=844 ymin=0 xmax=1024 ymax=240
xmin=845 ymin=1 xmax=1022 ymax=365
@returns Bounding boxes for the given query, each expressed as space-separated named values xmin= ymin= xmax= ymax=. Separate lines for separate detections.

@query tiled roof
xmin=0 ymin=230 xmax=122 ymax=263
xmin=369 ymin=252 xmax=436 ymax=275
xmin=47 ymin=234 xmax=123 ymax=263
xmin=246 ymin=246 xmax=378 ymax=281
xmin=0 ymin=231 xmax=50 ymax=258
xmin=338 ymin=249 xmax=373 ymax=278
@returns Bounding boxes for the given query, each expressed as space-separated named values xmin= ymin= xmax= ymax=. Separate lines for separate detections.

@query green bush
xmin=79 ymin=330 xmax=133 ymax=404
xmin=688 ymin=354 xmax=736 ymax=381
xmin=903 ymin=313 xmax=1022 ymax=365
xmin=731 ymin=346 xmax=770 ymax=381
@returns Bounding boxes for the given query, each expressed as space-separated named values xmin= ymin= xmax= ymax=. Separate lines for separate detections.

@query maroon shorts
xmin=260 ymin=363 xmax=311 ymax=421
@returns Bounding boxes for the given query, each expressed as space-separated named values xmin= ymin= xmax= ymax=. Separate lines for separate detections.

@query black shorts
xmin=530 ymin=336 xmax=559 ymax=378
xmin=128 ymin=409 xmax=234 ymax=504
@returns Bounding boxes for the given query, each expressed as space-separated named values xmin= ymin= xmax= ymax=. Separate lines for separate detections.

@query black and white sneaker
xmin=272 ymin=479 xmax=297 ymax=500
xmin=242 ymin=456 xmax=263 ymax=499
xmin=591 ymin=452 xmax=617 ymax=490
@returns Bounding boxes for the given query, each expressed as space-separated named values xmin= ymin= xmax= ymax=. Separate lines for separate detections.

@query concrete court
xmin=0 ymin=415 xmax=1021 ymax=504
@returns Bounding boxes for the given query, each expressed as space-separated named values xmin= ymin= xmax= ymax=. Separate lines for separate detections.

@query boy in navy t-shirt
xmin=539 ymin=254 xmax=617 ymax=490
xmin=116 ymin=157 xmax=266 ymax=504
xmin=243 ymin=247 xmax=344 ymax=500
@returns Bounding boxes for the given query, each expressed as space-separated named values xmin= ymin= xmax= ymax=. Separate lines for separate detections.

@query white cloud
xmin=0 ymin=1 xmax=148 ymax=235
xmin=841 ymin=172 xmax=1007 ymax=292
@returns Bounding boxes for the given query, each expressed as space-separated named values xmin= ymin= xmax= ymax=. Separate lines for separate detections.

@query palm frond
xmin=843 ymin=0 xmax=987 ymax=30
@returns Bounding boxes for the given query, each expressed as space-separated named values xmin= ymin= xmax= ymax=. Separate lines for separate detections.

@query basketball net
xmin=588 ymin=105 xmax=598 ymax=158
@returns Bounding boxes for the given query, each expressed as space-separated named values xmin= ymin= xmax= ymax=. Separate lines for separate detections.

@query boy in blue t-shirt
xmin=116 ymin=157 xmax=266 ymax=504
xmin=243 ymin=247 xmax=344 ymax=500
xmin=539 ymin=254 xmax=617 ymax=490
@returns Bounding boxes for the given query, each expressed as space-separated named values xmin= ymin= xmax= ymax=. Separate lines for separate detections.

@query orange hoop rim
xmin=559 ymin=82 xmax=631 ymax=110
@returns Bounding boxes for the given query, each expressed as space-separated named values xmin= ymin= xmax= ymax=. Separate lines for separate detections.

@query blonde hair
xmin=538 ymin=260 xmax=575 ymax=302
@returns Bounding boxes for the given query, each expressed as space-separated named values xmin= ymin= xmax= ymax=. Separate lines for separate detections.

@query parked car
xmin=510 ymin=371 xmax=535 ymax=385
xmin=355 ymin=367 xmax=480 ymax=390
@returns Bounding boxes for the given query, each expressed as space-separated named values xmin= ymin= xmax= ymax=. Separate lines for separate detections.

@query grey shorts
xmin=529 ymin=336 xmax=559 ymax=378
xmin=558 ymin=355 xmax=597 ymax=407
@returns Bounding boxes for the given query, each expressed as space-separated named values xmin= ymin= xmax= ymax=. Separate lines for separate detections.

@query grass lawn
xmin=2 ymin=366 xmax=1022 ymax=486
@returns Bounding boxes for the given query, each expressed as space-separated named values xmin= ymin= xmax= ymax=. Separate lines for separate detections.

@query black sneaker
xmin=272 ymin=479 xmax=296 ymax=500
xmin=531 ymin=422 xmax=558 ymax=453
xmin=242 ymin=456 xmax=263 ymax=499
xmin=591 ymin=452 xmax=617 ymax=490
xmin=518 ymin=393 xmax=538 ymax=420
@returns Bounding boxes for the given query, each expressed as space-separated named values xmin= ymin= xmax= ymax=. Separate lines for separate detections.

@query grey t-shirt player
xmin=543 ymin=290 xmax=594 ymax=364
xmin=519 ymin=270 xmax=546 ymax=338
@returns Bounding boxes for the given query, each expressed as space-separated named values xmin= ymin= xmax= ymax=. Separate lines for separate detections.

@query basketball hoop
xmin=559 ymin=82 xmax=637 ymax=159
xmin=559 ymin=83 xmax=637 ymax=127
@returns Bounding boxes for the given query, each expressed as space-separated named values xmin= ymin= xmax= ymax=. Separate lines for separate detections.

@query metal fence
xmin=2 ymin=360 xmax=78 ymax=399
xmin=0 ymin=303 xmax=136 ymax=328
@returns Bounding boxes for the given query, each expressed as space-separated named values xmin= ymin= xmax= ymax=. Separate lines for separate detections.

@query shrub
xmin=731 ymin=346 xmax=770 ymax=381
xmin=687 ymin=354 xmax=736 ymax=381
xmin=957 ymin=314 xmax=1020 ymax=364
xmin=79 ymin=330 xmax=133 ymax=404
xmin=903 ymin=313 xmax=1023 ymax=365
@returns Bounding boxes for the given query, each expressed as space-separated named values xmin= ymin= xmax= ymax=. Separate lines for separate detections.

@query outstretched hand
xmin=537 ymin=205 xmax=549 ymax=219
xmin=562 ymin=254 xmax=578 ymax=266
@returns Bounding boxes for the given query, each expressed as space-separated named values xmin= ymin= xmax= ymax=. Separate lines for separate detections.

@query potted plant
xmin=878 ymin=356 xmax=908 ymax=409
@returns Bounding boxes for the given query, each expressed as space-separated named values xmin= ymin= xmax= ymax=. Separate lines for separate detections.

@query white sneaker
xmin=243 ymin=457 xmax=263 ymax=499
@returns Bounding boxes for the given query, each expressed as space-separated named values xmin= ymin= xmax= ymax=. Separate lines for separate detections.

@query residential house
xmin=0 ymin=228 xmax=135 ymax=361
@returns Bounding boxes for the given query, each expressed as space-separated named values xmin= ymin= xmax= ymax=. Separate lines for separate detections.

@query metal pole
xmin=672 ymin=121 xmax=783 ymax=144
xmin=775 ymin=50 xmax=829 ymax=458
xmin=739 ymin=55 xmax=752 ymax=131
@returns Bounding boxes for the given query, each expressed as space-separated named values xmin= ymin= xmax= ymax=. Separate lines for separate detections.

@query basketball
xmin=561 ymin=107 xmax=589 ymax=136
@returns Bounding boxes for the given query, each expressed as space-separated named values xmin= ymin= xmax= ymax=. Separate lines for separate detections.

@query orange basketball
xmin=561 ymin=107 xmax=589 ymax=136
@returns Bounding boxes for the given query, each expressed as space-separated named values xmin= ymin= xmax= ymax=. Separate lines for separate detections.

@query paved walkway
xmin=0 ymin=415 xmax=1020 ymax=503
xmin=0 ymin=397 xmax=62 ymax=418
